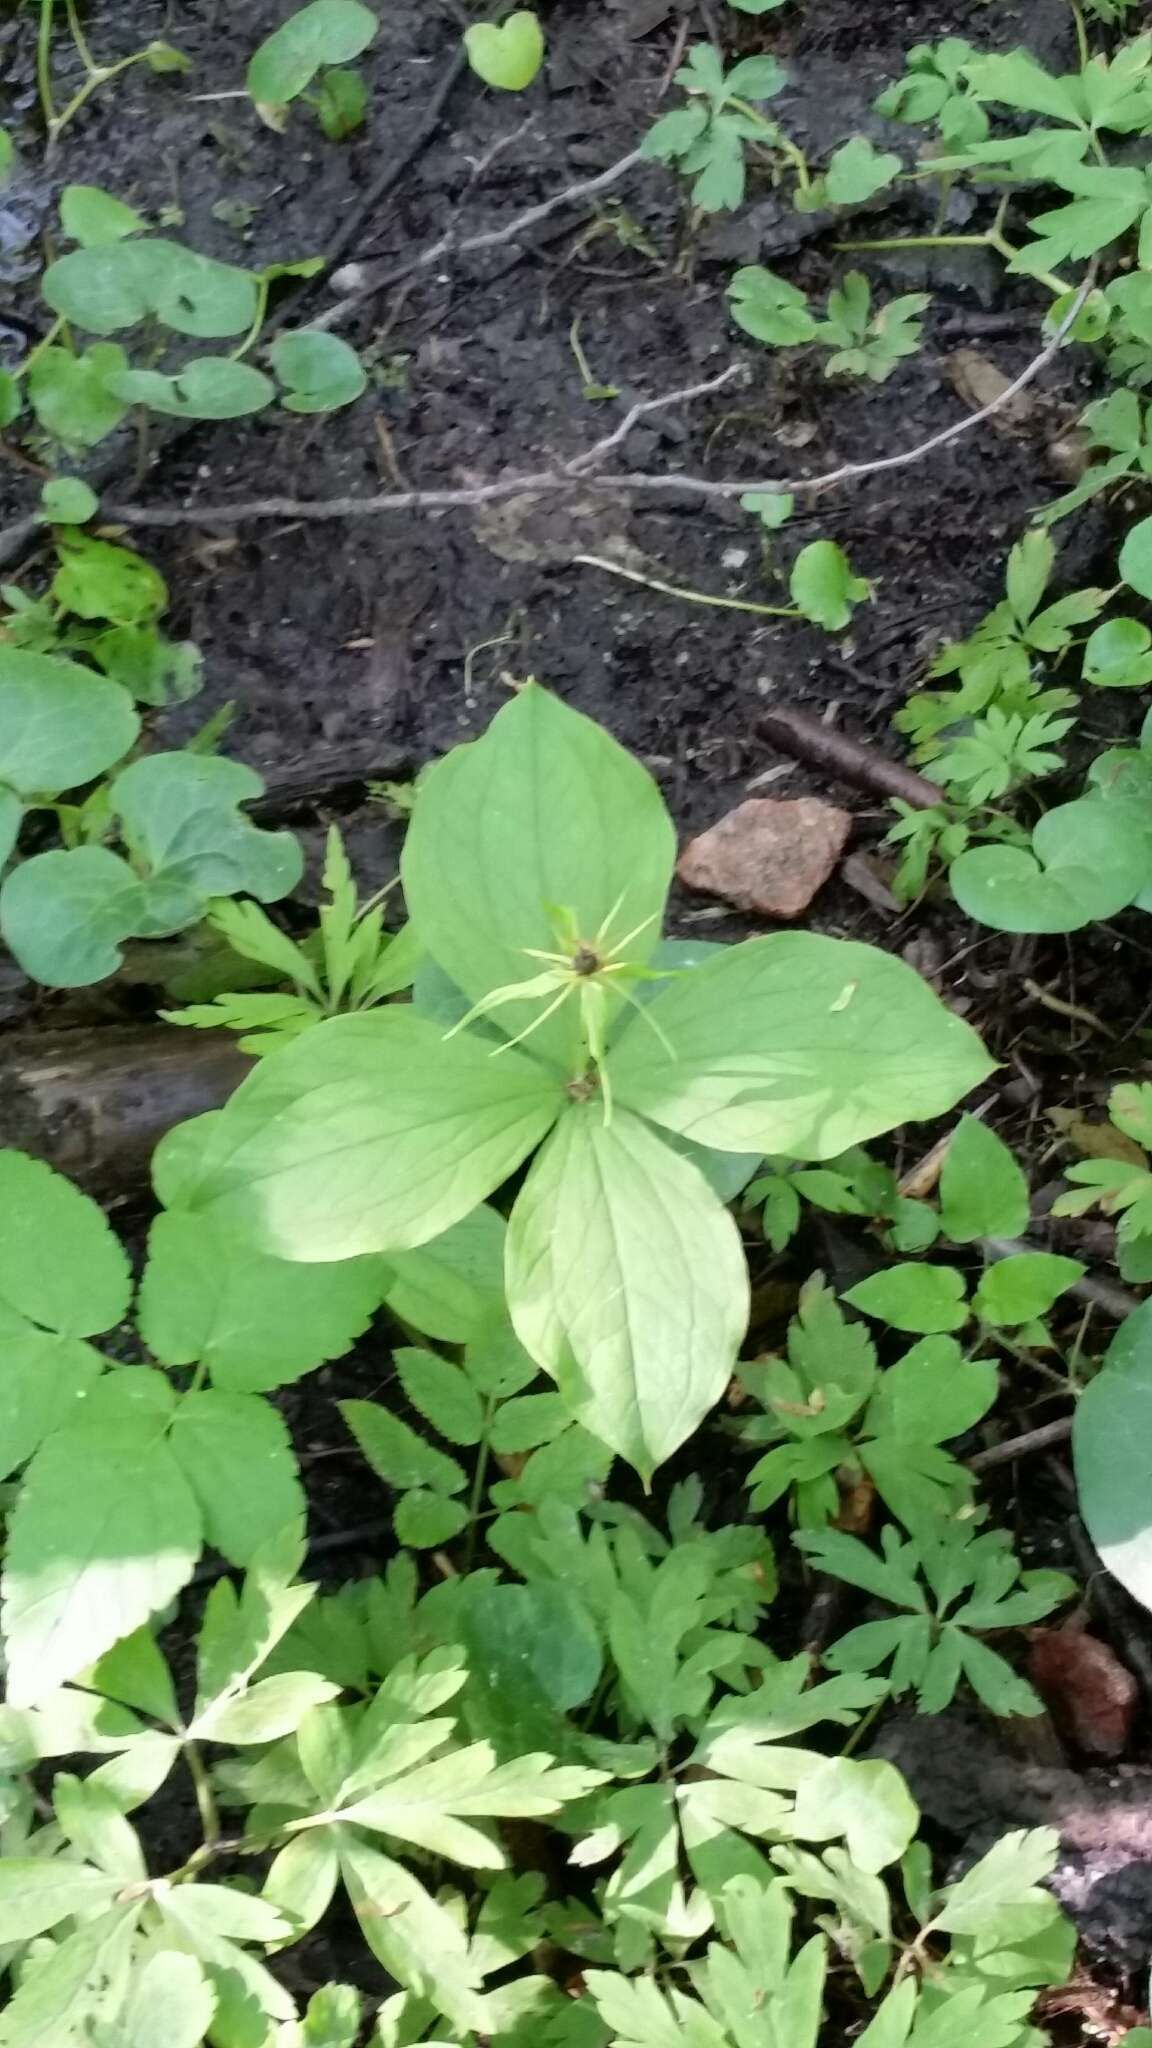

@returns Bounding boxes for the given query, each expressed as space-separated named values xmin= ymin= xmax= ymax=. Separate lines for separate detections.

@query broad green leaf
xmin=0 ymin=648 xmax=138 ymax=793
xmin=400 ymin=684 xmax=676 ymax=1068
xmin=727 ymin=266 xmax=817 ymax=346
xmin=2 ymin=1389 xmax=201 ymax=1703
xmin=0 ymin=1902 xmax=141 ymax=2048
xmin=54 ymin=1770 xmax=146 ymax=1879
xmin=118 ymin=1953 xmax=217 ymax=2048
xmin=0 ymin=847 xmax=148 ymax=987
xmin=113 ymin=752 xmax=302 ymax=912
xmin=972 ymin=1252 xmax=1084 ymax=1327
xmin=187 ymin=1009 xmax=564 ymax=1260
xmin=935 ymin=1827 xmax=1059 ymax=1933
xmin=939 ymin=1115 xmax=1029 ymax=1241
xmin=43 ymin=240 xmax=258 ymax=339
xmin=395 ymin=1346 xmax=485 ymax=1445
xmin=1121 ymin=514 xmax=1152 ymax=599
xmin=169 ymin=1390 xmax=305 ymax=1565
xmin=89 ymin=1624 xmax=179 ymax=1725
xmin=458 ymin=1579 xmax=602 ymax=1728
xmin=271 ymin=331 xmax=367 ymax=412
xmin=506 ymin=1102 xmax=748 ymax=1478
xmin=52 ymin=534 xmax=166 ymax=625
xmin=1075 ymin=1300 xmax=1152 ymax=1613
xmin=108 ymin=357 xmax=276 ymax=420
xmin=949 ymin=798 xmax=1152 ymax=932
xmin=0 ymin=1329 xmax=105 ymax=1481
xmin=863 ymin=1337 xmax=997 ymax=1446
xmin=465 ymin=12 xmax=545 ymax=91
xmin=158 ymin=1880 xmax=292 ymax=1946
xmin=341 ymin=1398 xmax=466 ymax=1494
xmin=1083 ymin=617 xmax=1152 ymax=688
xmin=301 ymin=1983 xmax=362 ymax=2048
xmin=193 ymin=1670 xmax=340 ymax=1744
xmin=337 ymin=1838 xmax=486 ymax=2031
xmin=0 ymin=1150 xmax=131 ymax=1335
xmin=394 ymin=1491 xmax=471 ymax=1547
xmin=843 ymin=1266 xmax=968 ymax=1334
xmin=790 ymin=541 xmax=870 ymax=631
xmin=248 ymin=0 xmax=379 ymax=105
xmin=823 ymin=136 xmax=902 ymax=205
xmin=264 ymin=1829 xmax=340 ymax=1934
xmin=792 ymin=1757 xmax=919 ymax=1873
xmin=383 ymin=1204 xmax=506 ymax=1341
xmin=39 ymin=477 xmax=99 ymax=524
xmin=60 ymin=185 xmax=146 ymax=248
xmin=138 ymin=1209 xmax=383 ymax=1392
xmin=27 ymin=343 xmax=131 ymax=449
xmin=606 ymin=933 xmax=993 ymax=1158
xmin=0 ymin=1859 xmax=119 ymax=1939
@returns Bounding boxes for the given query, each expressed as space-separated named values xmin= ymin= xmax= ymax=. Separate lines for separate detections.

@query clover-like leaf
xmin=949 ymin=797 xmax=1152 ymax=932
xmin=270 ymin=331 xmax=367 ymax=413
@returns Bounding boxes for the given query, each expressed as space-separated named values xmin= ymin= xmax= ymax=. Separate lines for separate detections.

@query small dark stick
xmin=756 ymin=708 xmax=943 ymax=810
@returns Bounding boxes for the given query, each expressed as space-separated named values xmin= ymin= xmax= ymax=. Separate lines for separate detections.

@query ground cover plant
xmin=5 ymin=0 xmax=1152 ymax=2043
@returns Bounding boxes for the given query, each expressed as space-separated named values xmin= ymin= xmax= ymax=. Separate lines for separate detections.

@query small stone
xmin=677 ymin=797 xmax=852 ymax=920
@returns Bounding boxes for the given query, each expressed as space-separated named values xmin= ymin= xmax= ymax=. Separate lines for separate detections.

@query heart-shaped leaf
xmin=1083 ymin=616 xmax=1152 ymax=689
xmin=112 ymin=753 xmax=302 ymax=907
xmin=465 ymin=11 xmax=545 ymax=91
xmin=0 ymin=846 xmax=148 ymax=987
xmin=44 ymin=242 xmax=257 ymax=340
xmin=270 ymin=331 xmax=367 ymax=413
xmin=107 ymin=358 xmax=275 ymax=421
xmin=27 ymin=344 xmax=130 ymax=450
xmin=247 ymin=0 xmax=378 ymax=106
xmin=60 ymin=185 xmax=146 ymax=249
xmin=949 ymin=798 xmax=1152 ymax=932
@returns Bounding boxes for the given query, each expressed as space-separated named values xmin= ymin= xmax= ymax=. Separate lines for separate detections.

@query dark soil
xmin=5 ymin=0 xmax=1152 ymax=2029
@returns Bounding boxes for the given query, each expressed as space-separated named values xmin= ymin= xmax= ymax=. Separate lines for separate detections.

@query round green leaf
xmin=0 ymin=846 xmax=146 ymax=987
xmin=39 ymin=477 xmax=99 ymax=525
xmin=27 ymin=344 xmax=130 ymax=450
xmin=60 ymin=185 xmax=146 ymax=249
xmin=107 ymin=357 xmax=275 ymax=420
xmin=1074 ymin=1301 xmax=1152 ymax=1614
xmin=1083 ymin=617 xmax=1152 ymax=689
xmin=727 ymin=267 xmax=817 ymax=347
xmin=0 ymin=1150 xmax=132 ymax=1336
xmin=1120 ymin=515 xmax=1152 ymax=600
xmin=112 ymin=751 xmax=300 ymax=906
xmin=43 ymin=242 xmax=257 ymax=340
xmin=949 ymin=798 xmax=1152 ymax=933
xmin=0 ymin=649 xmax=139 ymax=793
xmin=247 ymin=0 xmax=379 ymax=105
xmin=270 ymin=330 xmax=367 ymax=413
xmin=464 ymin=11 xmax=545 ymax=91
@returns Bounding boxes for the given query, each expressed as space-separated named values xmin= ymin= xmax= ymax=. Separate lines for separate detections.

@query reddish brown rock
xmin=1027 ymin=1626 xmax=1139 ymax=1759
xmin=677 ymin=797 xmax=852 ymax=920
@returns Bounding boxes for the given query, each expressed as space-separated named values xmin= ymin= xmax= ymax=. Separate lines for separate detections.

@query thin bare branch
xmin=103 ymin=283 xmax=1091 ymax=535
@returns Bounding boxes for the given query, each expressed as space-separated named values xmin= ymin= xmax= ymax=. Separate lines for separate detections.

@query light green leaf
xmin=401 ymin=683 xmax=675 ymax=1068
xmin=337 ymin=1838 xmax=485 ymax=2031
xmin=2 ymin=1388 xmax=201 ymax=1704
xmin=248 ymin=0 xmax=379 ymax=105
xmin=394 ymin=1491 xmax=471 ymax=1547
xmin=790 ymin=540 xmax=871 ymax=631
xmin=935 ymin=1827 xmax=1059 ymax=1933
xmin=972 ymin=1252 xmax=1084 ymax=1327
xmin=52 ymin=533 xmax=166 ymax=626
xmin=939 ymin=1115 xmax=1030 ymax=1241
xmin=823 ymin=136 xmax=902 ymax=205
xmin=0 ymin=1903 xmax=141 ymax=2048
xmin=39 ymin=477 xmax=99 ymax=525
xmin=113 ymin=751 xmax=302 ymax=911
xmin=43 ymin=241 xmax=258 ymax=339
xmin=727 ymin=266 xmax=817 ymax=346
xmin=54 ymin=1770 xmax=145 ymax=1879
xmin=187 ymin=1009 xmax=563 ymax=1259
xmin=1074 ymin=1300 xmax=1152 ymax=1614
xmin=0 ymin=647 xmax=139 ymax=793
xmin=0 ymin=1149 xmax=131 ymax=1335
xmin=1121 ymin=514 xmax=1152 ymax=600
xmin=108 ymin=357 xmax=276 ymax=419
xmin=863 ymin=1337 xmax=997 ymax=1446
xmin=383 ymin=1204 xmax=506 ymax=1342
xmin=271 ymin=331 xmax=367 ymax=412
xmin=0 ymin=366 xmax=20 ymax=429
xmin=506 ymin=1102 xmax=748 ymax=1478
xmin=0 ymin=846 xmax=147 ymax=987
xmin=27 ymin=343 xmax=130 ymax=449
xmin=118 ymin=1953 xmax=217 ymax=2048
xmin=158 ymin=1880 xmax=293 ymax=1946
xmin=264 ymin=1828 xmax=341 ymax=1935
xmin=1083 ymin=616 xmax=1152 ymax=689
xmin=340 ymin=1398 xmax=467 ymax=1495
xmin=138 ymin=1208 xmax=382 ymax=1392
xmin=0 ymin=1859 xmax=119 ymax=1939
xmin=950 ymin=798 xmax=1152 ymax=933
xmin=316 ymin=65 xmax=369 ymax=139
xmin=0 ymin=1329 xmax=105 ymax=1481
xmin=60 ymin=185 xmax=146 ymax=248
xmin=843 ymin=1265 xmax=969 ymax=1335
xmin=169 ymin=1389 xmax=305 ymax=1565
xmin=193 ymin=1670 xmax=340 ymax=1744
xmin=302 ymin=1983 xmax=362 ymax=2048
xmin=792 ymin=1757 xmax=919 ymax=1872
xmin=465 ymin=11 xmax=545 ymax=91
xmin=395 ymin=1346 xmax=485 ymax=1445
xmin=89 ymin=1624 xmax=179 ymax=1725
xmin=606 ymin=932 xmax=993 ymax=1158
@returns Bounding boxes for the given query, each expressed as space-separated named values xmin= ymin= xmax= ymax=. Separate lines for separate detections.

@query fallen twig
xmin=969 ymin=1415 xmax=1073 ymax=1472
xmin=320 ymin=46 xmax=469 ymax=281
xmin=757 ymin=706 xmax=943 ymax=809
xmin=100 ymin=284 xmax=1090 ymax=535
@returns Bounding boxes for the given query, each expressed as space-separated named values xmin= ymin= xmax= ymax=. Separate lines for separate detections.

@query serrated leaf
xmin=0 ymin=1150 xmax=131 ymax=1336
xmin=394 ymin=1346 xmax=485 ymax=1445
xmin=401 ymin=683 xmax=675 ymax=1069
xmin=606 ymin=932 xmax=993 ymax=1158
xmin=0 ymin=1859 xmax=120 ymax=1939
xmin=935 ymin=1827 xmax=1059 ymax=1932
xmin=863 ymin=1337 xmax=997 ymax=1446
xmin=394 ymin=1491 xmax=471 ymax=1547
xmin=2 ymin=1388 xmax=201 ymax=1703
xmin=340 ymin=1398 xmax=467 ymax=1495
xmin=138 ymin=1208 xmax=382 ymax=1393
xmin=169 ymin=1390 xmax=305 ymax=1565
xmin=506 ymin=1101 xmax=748 ymax=1478
xmin=186 ymin=1008 xmax=563 ymax=1260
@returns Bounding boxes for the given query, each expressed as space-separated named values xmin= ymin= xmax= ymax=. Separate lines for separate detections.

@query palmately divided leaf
xmin=188 ymin=1008 xmax=564 ymax=1260
xmin=401 ymin=684 xmax=676 ymax=1068
xmin=506 ymin=1102 xmax=748 ymax=1478
xmin=606 ymin=933 xmax=993 ymax=1158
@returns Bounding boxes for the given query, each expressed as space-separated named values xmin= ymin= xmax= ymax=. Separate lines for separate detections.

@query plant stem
xmin=64 ymin=0 xmax=97 ymax=76
xmin=37 ymin=0 xmax=57 ymax=131
xmin=49 ymin=48 xmax=151 ymax=148
xmin=183 ymin=1740 xmax=221 ymax=1853
xmin=834 ymin=227 xmax=1072 ymax=299
xmin=575 ymin=553 xmax=800 ymax=618
xmin=15 ymin=316 xmax=65 ymax=382
xmin=465 ymin=1398 xmax=495 ymax=1568
xmin=1071 ymin=0 xmax=1090 ymax=69
xmin=231 ymin=274 xmax=271 ymax=362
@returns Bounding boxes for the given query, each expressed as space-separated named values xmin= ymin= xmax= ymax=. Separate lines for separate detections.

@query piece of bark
xmin=0 ymin=1027 xmax=251 ymax=1196
xmin=678 ymin=796 xmax=851 ymax=918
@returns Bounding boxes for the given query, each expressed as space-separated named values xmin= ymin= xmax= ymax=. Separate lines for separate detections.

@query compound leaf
xmin=0 ymin=1149 xmax=131 ymax=1336
xmin=169 ymin=1390 xmax=305 ymax=1566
